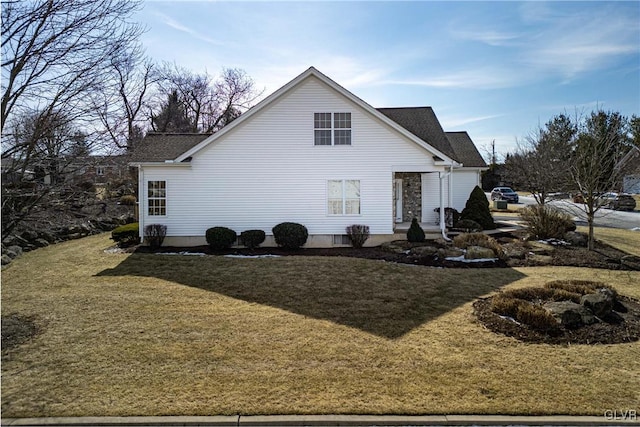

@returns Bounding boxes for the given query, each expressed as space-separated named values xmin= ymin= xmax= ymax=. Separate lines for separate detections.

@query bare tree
xmin=569 ymin=110 xmax=634 ymax=250
xmin=1 ymin=0 xmax=144 ymax=234
xmin=150 ymin=65 xmax=261 ymax=133
xmin=504 ymin=114 xmax=576 ymax=205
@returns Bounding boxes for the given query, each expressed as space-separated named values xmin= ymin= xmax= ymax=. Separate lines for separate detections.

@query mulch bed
xmin=473 ymin=296 xmax=640 ymax=345
xmin=133 ymin=230 xmax=639 ymax=271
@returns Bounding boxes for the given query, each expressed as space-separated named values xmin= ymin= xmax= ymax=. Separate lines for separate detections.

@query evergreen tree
xmin=406 ymin=218 xmax=425 ymax=242
xmin=459 ymin=186 xmax=496 ymax=230
xmin=151 ymin=90 xmax=195 ymax=133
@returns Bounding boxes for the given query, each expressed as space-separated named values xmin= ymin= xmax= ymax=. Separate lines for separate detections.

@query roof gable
xmin=130 ymin=133 xmax=211 ymax=163
xmin=445 ymin=131 xmax=487 ymax=168
xmin=171 ymin=67 xmax=457 ymax=164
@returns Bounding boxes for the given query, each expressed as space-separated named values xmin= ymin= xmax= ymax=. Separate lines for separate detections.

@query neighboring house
xmin=1 ymin=157 xmax=35 ymax=184
xmin=622 ymin=147 xmax=640 ymax=194
xmin=66 ymin=155 xmax=129 ymax=185
xmin=130 ymin=67 xmax=487 ymax=247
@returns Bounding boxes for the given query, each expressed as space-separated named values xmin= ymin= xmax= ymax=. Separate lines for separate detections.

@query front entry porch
xmin=393 ymin=221 xmax=442 ymax=238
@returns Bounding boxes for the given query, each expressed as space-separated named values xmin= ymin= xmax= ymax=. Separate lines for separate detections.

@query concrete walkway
xmin=2 ymin=414 xmax=639 ymax=426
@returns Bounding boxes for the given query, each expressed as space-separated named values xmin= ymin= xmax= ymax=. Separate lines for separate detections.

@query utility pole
xmin=491 ymin=139 xmax=496 ymax=165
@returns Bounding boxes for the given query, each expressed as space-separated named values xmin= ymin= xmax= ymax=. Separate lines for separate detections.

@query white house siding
xmin=450 ymin=170 xmax=480 ymax=212
xmin=141 ymin=76 xmax=442 ymax=243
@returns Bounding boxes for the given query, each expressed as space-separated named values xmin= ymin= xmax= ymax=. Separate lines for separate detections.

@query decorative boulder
xmin=409 ymin=245 xmax=438 ymax=257
xmin=1 ymin=254 xmax=12 ymax=265
xmin=543 ymin=301 xmax=598 ymax=328
xmin=581 ymin=289 xmax=615 ymax=317
xmin=465 ymin=245 xmax=496 ymax=260
xmin=563 ymin=231 xmax=588 ymax=247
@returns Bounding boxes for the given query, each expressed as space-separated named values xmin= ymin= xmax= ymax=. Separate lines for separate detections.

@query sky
xmin=135 ymin=1 xmax=640 ymax=161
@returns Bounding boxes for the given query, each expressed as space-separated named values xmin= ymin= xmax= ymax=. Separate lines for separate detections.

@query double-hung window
xmin=148 ymin=180 xmax=166 ymax=216
xmin=328 ymin=180 xmax=360 ymax=215
xmin=314 ymin=112 xmax=351 ymax=145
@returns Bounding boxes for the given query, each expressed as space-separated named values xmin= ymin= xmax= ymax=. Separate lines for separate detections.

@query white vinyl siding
xmin=141 ymin=76 xmax=442 ymax=237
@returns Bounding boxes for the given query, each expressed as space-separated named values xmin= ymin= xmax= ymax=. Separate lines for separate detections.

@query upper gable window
xmin=314 ymin=112 xmax=351 ymax=146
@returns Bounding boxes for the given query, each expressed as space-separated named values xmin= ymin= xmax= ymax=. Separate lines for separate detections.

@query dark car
xmin=600 ymin=193 xmax=636 ymax=211
xmin=491 ymin=187 xmax=519 ymax=203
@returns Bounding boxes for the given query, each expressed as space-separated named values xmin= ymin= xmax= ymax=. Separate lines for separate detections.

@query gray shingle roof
xmin=445 ymin=131 xmax=487 ymax=168
xmin=129 ymin=133 xmax=211 ymax=163
xmin=377 ymin=107 xmax=457 ymax=161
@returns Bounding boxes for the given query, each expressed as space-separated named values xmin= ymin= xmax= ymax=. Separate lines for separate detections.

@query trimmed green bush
xmin=406 ymin=218 xmax=425 ymax=242
xmin=240 ymin=229 xmax=266 ymax=249
xmin=346 ymin=224 xmax=370 ymax=249
xmin=272 ymin=222 xmax=308 ymax=249
xmin=111 ymin=222 xmax=140 ymax=245
xmin=459 ymin=186 xmax=496 ymax=230
xmin=520 ymin=205 xmax=575 ymax=240
xmin=206 ymin=227 xmax=237 ymax=250
xmin=144 ymin=224 xmax=167 ymax=250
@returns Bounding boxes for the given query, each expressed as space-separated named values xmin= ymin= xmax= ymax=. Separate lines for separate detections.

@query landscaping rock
xmin=502 ymin=243 xmax=528 ymax=259
xmin=465 ymin=245 xmax=496 ymax=260
xmin=564 ymin=231 xmax=588 ymax=247
xmin=543 ymin=301 xmax=598 ymax=328
xmin=528 ymin=241 xmax=555 ymax=255
xmin=20 ymin=230 xmax=39 ymax=242
xmin=410 ymin=245 xmax=438 ymax=257
xmin=33 ymin=238 xmax=50 ymax=248
xmin=1 ymin=254 xmax=12 ymax=265
xmin=526 ymin=254 xmax=553 ymax=266
xmin=581 ymin=289 xmax=615 ymax=317
xmin=7 ymin=246 xmax=23 ymax=258
xmin=438 ymin=247 xmax=465 ymax=258
xmin=381 ymin=241 xmax=408 ymax=254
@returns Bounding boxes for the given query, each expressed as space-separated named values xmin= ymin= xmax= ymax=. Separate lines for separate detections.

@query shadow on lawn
xmin=97 ymin=254 xmax=527 ymax=339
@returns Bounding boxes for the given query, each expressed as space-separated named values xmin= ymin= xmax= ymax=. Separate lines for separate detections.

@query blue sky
xmin=136 ymin=1 xmax=640 ymax=160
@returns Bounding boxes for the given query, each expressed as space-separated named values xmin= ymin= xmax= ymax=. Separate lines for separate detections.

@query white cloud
xmin=154 ymin=12 xmax=224 ymax=46
xmin=451 ymin=29 xmax=522 ymax=46
xmin=381 ymin=67 xmax=529 ymax=90
xmin=439 ymin=114 xmax=504 ymax=129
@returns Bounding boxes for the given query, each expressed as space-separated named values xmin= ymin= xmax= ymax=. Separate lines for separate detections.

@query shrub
xmin=491 ymin=294 xmax=526 ymax=318
xmin=520 ymin=205 xmax=575 ymax=240
xmin=111 ymin=222 xmax=139 ymax=245
xmin=453 ymin=219 xmax=482 ymax=232
xmin=240 ymin=229 xmax=266 ymax=249
xmin=119 ymin=195 xmax=137 ymax=205
xmin=459 ymin=186 xmax=496 ymax=230
xmin=346 ymin=224 xmax=370 ymax=249
xmin=272 ymin=222 xmax=308 ymax=249
xmin=453 ymin=232 xmax=505 ymax=259
xmin=206 ymin=227 xmax=237 ymax=250
xmin=406 ymin=218 xmax=425 ymax=242
xmin=144 ymin=224 xmax=167 ymax=250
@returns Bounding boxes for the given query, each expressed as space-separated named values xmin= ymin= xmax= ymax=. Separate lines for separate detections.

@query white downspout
xmin=448 ymin=163 xmax=453 ymax=208
xmin=137 ymin=165 xmax=144 ymax=241
xmin=439 ymin=170 xmax=451 ymax=241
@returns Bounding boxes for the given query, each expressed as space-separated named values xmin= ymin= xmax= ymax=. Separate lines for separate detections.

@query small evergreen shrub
xmin=346 ymin=224 xmax=370 ymax=249
xmin=144 ymin=224 xmax=167 ymax=250
xmin=119 ymin=195 xmax=137 ymax=205
xmin=111 ymin=222 xmax=140 ymax=245
xmin=206 ymin=227 xmax=237 ymax=250
xmin=520 ymin=205 xmax=575 ymax=240
xmin=406 ymin=218 xmax=425 ymax=242
xmin=453 ymin=233 xmax=505 ymax=259
xmin=454 ymin=219 xmax=482 ymax=232
xmin=459 ymin=186 xmax=496 ymax=230
xmin=240 ymin=229 xmax=266 ymax=249
xmin=272 ymin=222 xmax=308 ymax=249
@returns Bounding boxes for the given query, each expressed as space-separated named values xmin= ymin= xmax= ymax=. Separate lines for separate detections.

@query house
xmin=130 ymin=67 xmax=487 ymax=247
xmin=622 ymin=147 xmax=640 ymax=194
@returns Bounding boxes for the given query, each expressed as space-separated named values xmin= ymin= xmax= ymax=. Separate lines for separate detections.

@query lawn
xmin=2 ymin=234 xmax=639 ymax=417
xmin=577 ymin=226 xmax=640 ymax=257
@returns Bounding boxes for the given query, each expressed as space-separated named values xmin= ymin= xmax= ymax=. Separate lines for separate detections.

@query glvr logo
xmin=604 ymin=409 xmax=637 ymax=421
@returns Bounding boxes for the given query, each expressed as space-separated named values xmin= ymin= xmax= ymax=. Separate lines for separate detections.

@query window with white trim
xmin=148 ymin=180 xmax=166 ymax=216
xmin=96 ymin=166 xmax=105 ymax=176
xmin=328 ymin=179 xmax=360 ymax=215
xmin=314 ymin=112 xmax=351 ymax=145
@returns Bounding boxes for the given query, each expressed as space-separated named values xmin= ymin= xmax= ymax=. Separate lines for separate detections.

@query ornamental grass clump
xmin=206 ymin=227 xmax=237 ymax=250
xmin=459 ymin=186 xmax=495 ymax=230
xmin=346 ymin=224 xmax=370 ymax=249
xmin=520 ymin=204 xmax=575 ymax=240
xmin=406 ymin=218 xmax=425 ymax=242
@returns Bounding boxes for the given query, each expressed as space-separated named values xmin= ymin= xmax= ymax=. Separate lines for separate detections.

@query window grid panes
xmin=327 ymin=180 xmax=360 ymax=215
xmin=148 ymin=180 xmax=166 ymax=216
xmin=314 ymin=112 xmax=351 ymax=145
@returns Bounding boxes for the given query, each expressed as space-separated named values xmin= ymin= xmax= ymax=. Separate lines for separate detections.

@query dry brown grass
xmin=577 ymin=226 xmax=640 ymax=257
xmin=2 ymin=234 xmax=639 ymax=417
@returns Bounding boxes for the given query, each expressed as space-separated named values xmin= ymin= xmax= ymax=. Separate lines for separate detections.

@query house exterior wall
xmin=140 ymin=76 xmax=443 ymax=245
xmin=450 ymin=169 xmax=481 ymax=212
xmin=623 ymin=176 xmax=640 ymax=194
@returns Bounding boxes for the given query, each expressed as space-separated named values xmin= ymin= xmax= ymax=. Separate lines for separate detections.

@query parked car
xmin=599 ymin=193 xmax=636 ymax=211
xmin=490 ymin=187 xmax=519 ymax=203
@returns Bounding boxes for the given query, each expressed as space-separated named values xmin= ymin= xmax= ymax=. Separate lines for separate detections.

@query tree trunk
xmin=587 ymin=214 xmax=595 ymax=251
